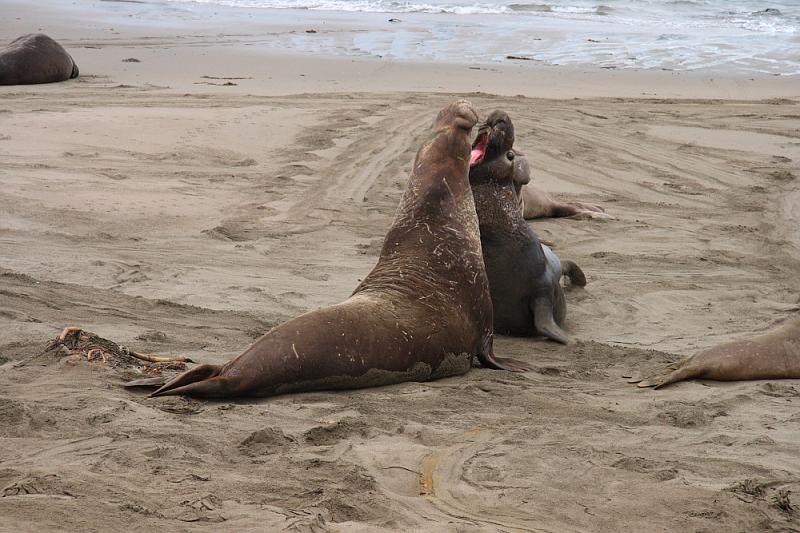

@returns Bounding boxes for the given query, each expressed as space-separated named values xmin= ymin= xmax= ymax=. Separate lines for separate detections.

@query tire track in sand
xmin=256 ymin=100 xmax=433 ymax=238
xmin=418 ymin=429 xmax=553 ymax=533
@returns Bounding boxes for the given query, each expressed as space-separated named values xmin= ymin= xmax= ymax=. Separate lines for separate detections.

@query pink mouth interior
xmin=470 ymin=132 xmax=489 ymax=167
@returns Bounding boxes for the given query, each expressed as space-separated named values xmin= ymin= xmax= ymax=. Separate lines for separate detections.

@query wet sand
xmin=1 ymin=2 xmax=800 ymax=531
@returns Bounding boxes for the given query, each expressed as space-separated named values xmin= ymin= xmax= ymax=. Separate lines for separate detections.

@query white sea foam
xmin=165 ymin=0 xmax=800 ymax=74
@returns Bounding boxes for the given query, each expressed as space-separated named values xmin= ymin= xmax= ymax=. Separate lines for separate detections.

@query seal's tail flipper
xmin=149 ymin=363 xmax=228 ymax=398
xmin=70 ymin=62 xmax=79 ymax=79
xmin=627 ymin=357 xmax=698 ymax=389
xmin=531 ymin=296 xmax=569 ymax=344
xmin=123 ymin=376 xmax=168 ymax=388
xmin=560 ymin=260 xmax=587 ymax=287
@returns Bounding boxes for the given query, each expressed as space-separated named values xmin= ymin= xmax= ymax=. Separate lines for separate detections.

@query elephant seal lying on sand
xmin=0 ymin=34 xmax=79 ymax=85
xmin=149 ymin=101 xmax=528 ymax=399
xmin=630 ymin=317 xmax=800 ymax=388
xmin=469 ymin=110 xmax=586 ymax=344
xmin=519 ymin=184 xmax=611 ymax=220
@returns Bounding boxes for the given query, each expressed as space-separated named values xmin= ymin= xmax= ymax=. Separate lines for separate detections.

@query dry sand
xmin=2 ymin=2 xmax=800 ymax=531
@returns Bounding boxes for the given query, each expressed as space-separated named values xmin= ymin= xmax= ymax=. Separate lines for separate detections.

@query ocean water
xmin=169 ymin=0 xmax=800 ymax=74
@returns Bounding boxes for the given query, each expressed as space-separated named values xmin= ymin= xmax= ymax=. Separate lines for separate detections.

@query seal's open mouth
xmin=470 ymin=131 xmax=489 ymax=167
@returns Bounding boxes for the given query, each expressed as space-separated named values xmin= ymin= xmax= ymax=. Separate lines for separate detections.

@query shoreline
xmin=2 ymin=0 xmax=799 ymax=100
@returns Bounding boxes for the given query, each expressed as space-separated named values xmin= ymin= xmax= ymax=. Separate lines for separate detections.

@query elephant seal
xmin=476 ymin=110 xmax=610 ymax=221
xmin=520 ymin=184 xmax=612 ymax=220
xmin=150 ymin=101 xmax=527 ymax=399
xmin=0 ymin=34 xmax=79 ymax=85
xmin=630 ymin=317 xmax=800 ymax=388
xmin=469 ymin=110 xmax=586 ymax=344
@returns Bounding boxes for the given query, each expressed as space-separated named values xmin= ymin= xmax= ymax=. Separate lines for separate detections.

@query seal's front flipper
xmin=629 ymin=357 xmax=698 ymax=389
xmin=478 ymin=352 xmax=531 ymax=372
xmin=551 ymin=201 xmax=614 ymax=220
xmin=149 ymin=363 xmax=225 ymax=397
xmin=531 ymin=295 xmax=569 ymax=344
xmin=560 ymin=260 xmax=587 ymax=287
xmin=566 ymin=208 xmax=615 ymax=221
xmin=476 ymin=335 xmax=530 ymax=372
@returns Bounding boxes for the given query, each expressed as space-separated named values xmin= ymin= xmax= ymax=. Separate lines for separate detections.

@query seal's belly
xmin=229 ymin=293 xmax=480 ymax=395
xmin=484 ymin=261 xmax=538 ymax=336
xmin=492 ymin=297 xmax=536 ymax=336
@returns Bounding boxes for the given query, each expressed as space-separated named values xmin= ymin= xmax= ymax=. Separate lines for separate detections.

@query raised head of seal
xmin=630 ymin=317 xmax=800 ymax=388
xmin=0 ymin=34 xmax=79 ymax=86
xmin=469 ymin=110 xmax=586 ymax=344
xmin=468 ymin=109 xmax=610 ymax=220
xmin=149 ymin=101 xmax=527 ymax=399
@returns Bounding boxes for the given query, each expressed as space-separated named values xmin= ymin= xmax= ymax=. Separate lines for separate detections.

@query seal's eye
xmin=506 ymin=151 xmax=515 ymax=161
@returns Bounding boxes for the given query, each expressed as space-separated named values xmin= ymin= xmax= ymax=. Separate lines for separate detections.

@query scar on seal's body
xmin=145 ymin=101 xmax=528 ymax=399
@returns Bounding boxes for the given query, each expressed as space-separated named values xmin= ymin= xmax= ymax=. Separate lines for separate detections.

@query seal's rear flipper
xmin=531 ymin=297 xmax=569 ymax=344
xmin=560 ymin=260 xmax=587 ymax=287
xmin=150 ymin=376 xmax=233 ymax=398
xmin=123 ymin=376 xmax=168 ymax=388
xmin=149 ymin=363 xmax=224 ymax=397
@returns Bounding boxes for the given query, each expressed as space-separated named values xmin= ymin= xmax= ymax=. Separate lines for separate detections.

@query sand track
xmin=1 ymin=84 xmax=799 ymax=531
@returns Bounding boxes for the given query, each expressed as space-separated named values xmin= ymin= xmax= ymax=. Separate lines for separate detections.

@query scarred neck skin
xmin=471 ymin=180 xmax=528 ymax=241
xmin=392 ymin=108 xmax=476 ymax=222
xmin=354 ymin=101 xmax=486 ymax=298
xmin=380 ymin=103 xmax=478 ymax=250
xmin=469 ymin=109 xmax=531 ymax=242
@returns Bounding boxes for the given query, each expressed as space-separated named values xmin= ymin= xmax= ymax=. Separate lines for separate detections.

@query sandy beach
xmin=1 ymin=0 xmax=800 ymax=531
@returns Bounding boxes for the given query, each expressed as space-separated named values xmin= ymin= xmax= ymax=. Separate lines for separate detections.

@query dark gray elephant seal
xmin=487 ymin=114 xmax=610 ymax=220
xmin=469 ymin=110 xmax=586 ymax=344
xmin=630 ymin=317 xmax=800 ymax=388
xmin=0 ymin=34 xmax=79 ymax=85
xmin=150 ymin=101 xmax=528 ymax=399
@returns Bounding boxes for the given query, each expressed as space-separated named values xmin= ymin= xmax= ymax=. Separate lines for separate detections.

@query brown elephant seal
xmin=629 ymin=317 xmax=800 ymax=388
xmin=519 ymin=184 xmax=612 ymax=220
xmin=0 ymin=34 xmax=79 ymax=85
xmin=469 ymin=110 xmax=586 ymax=344
xmin=150 ymin=101 xmax=527 ymax=399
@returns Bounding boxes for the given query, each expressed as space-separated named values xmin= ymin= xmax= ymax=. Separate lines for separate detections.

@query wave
xmin=173 ymin=0 xmax=800 ymax=33
xmin=161 ymin=0 xmax=800 ymax=75
xmin=179 ymin=0 xmax=616 ymax=16
xmin=508 ymin=3 xmax=612 ymax=15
